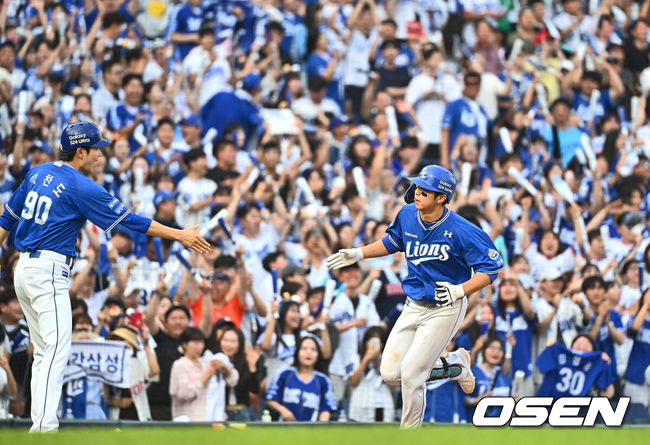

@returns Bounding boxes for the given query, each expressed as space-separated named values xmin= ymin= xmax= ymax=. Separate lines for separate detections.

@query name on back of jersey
xmin=405 ymin=240 xmax=450 ymax=265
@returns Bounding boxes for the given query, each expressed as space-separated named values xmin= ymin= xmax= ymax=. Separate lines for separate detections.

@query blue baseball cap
xmin=28 ymin=141 xmax=53 ymax=157
xmin=60 ymin=122 xmax=110 ymax=152
xmin=328 ymin=116 xmax=349 ymax=131
xmin=242 ymin=72 xmax=262 ymax=91
xmin=153 ymin=190 xmax=178 ymax=209
xmin=405 ymin=165 xmax=456 ymax=203
xmin=209 ymin=271 xmax=231 ymax=282
xmin=180 ymin=114 xmax=202 ymax=127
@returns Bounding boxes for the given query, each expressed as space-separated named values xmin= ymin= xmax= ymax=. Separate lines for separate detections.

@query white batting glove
xmin=326 ymin=248 xmax=364 ymax=270
xmin=433 ymin=281 xmax=465 ymax=307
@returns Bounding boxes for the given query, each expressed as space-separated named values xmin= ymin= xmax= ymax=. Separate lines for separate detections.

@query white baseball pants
xmin=14 ymin=251 xmax=72 ymax=432
xmin=380 ymin=297 xmax=467 ymax=428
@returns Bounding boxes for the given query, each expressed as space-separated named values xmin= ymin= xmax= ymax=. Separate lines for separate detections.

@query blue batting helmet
xmin=404 ymin=165 xmax=456 ymax=204
xmin=60 ymin=121 xmax=110 ymax=153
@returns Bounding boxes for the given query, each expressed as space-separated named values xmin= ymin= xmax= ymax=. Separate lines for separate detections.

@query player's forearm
xmin=361 ymin=240 xmax=390 ymax=259
xmin=461 ymin=273 xmax=492 ymax=296
xmin=608 ymin=323 xmax=625 ymax=345
xmin=0 ymin=227 xmax=10 ymax=247
xmin=146 ymin=220 xmax=181 ymax=241
xmin=170 ymin=32 xmax=199 ymax=44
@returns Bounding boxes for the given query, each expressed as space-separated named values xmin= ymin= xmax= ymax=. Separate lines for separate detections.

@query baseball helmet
xmin=404 ymin=165 xmax=456 ymax=204
xmin=60 ymin=121 xmax=110 ymax=153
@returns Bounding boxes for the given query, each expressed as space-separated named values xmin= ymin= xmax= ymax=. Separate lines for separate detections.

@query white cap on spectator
xmin=539 ymin=268 xmax=563 ymax=281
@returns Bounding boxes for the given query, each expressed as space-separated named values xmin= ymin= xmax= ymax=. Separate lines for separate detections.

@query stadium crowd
xmin=0 ymin=0 xmax=649 ymax=425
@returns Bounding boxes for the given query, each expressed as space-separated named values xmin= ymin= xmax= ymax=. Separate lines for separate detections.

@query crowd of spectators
xmin=0 ymin=0 xmax=649 ymax=424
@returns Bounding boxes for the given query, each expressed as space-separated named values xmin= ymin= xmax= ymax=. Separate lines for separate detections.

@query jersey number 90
xmin=21 ymin=191 xmax=52 ymax=225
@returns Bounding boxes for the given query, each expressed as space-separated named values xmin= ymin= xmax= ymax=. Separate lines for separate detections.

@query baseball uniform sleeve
xmin=318 ymin=375 xmax=338 ymax=413
xmin=382 ymin=210 xmax=404 ymax=253
xmin=0 ymin=177 xmax=27 ymax=231
xmin=461 ymin=224 xmax=504 ymax=282
xmin=595 ymin=360 xmax=616 ymax=391
xmin=75 ymin=179 xmax=133 ymax=232
xmin=535 ymin=344 xmax=559 ymax=374
xmin=265 ymin=368 xmax=289 ymax=402
xmin=441 ymin=100 xmax=456 ymax=129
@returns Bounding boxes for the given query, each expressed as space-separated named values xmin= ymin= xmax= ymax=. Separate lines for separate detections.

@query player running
xmin=326 ymin=165 xmax=504 ymax=427
xmin=0 ymin=122 xmax=210 ymax=432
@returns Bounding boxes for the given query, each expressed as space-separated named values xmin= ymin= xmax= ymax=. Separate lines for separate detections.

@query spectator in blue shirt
xmin=579 ymin=276 xmax=625 ymax=376
xmin=106 ymin=74 xmax=149 ymax=153
xmin=623 ymin=289 xmax=650 ymax=413
xmin=466 ymin=338 xmax=512 ymax=419
xmin=494 ymin=277 xmax=536 ymax=396
xmin=306 ymin=29 xmax=343 ymax=107
xmin=168 ymin=0 xmax=203 ymax=62
xmin=22 ymin=39 xmax=63 ymax=100
xmin=570 ymin=70 xmax=623 ymax=132
xmin=536 ymin=335 xmax=616 ymax=399
xmin=265 ymin=335 xmax=337 ymax=422
xmin=441 ymin=71 xmax=489 ymax=168
xmin=542 ymin=98 xmax=586 ymax=168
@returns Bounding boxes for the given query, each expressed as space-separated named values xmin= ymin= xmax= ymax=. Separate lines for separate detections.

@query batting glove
xmin=433 ymin=281 xmax=465 ymax=307
xmin=326 ymin=248 xmax=364 ymax=270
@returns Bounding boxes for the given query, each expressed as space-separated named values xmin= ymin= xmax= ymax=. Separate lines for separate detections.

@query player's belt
xmin=24 ymin=250 xmax=73 ymax=266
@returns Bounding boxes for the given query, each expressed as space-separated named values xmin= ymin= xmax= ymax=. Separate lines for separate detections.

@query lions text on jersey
xmin=381 ymin=204 xmax=504 ymax=304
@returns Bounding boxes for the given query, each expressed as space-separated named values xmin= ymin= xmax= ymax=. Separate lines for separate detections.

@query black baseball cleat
xmin=426 ymin=356 xmax=462 ymax=381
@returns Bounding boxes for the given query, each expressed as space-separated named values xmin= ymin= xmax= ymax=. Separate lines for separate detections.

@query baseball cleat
xmin=452 ymin=348 xmax=475 ymax=394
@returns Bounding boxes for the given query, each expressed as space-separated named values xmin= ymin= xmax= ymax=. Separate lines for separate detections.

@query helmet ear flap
xmin=404 ymin=183 xmax=416 ymax=204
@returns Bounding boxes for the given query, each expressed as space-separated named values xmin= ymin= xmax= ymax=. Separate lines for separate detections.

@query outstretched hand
xmin=179 ymin=225 xmax=211 ymax=254
xmin=325 ymin=248 xmax=364 ymax=270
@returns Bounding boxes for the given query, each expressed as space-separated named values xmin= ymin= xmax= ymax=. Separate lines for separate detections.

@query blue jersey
xmin=536 ymin=343 xmax=616 ymax=398
xmin=0 ymin=162 xmax=146 ymax=257
xmin=495 ymin=307 xmax=536 ymax=377
xmin=571 ymin=89 xmax=616 ymax=126
xmin=441 ymin=98 xmax=489 ymax=154
xmin=542 ymin=125 xmax=586 ymax=168
xmin=106 ymin=103 xmax=152 ymax=153
xmin=168 ymin=3 xmax=203 ymax=61
xmin=423 ymin=379 xmax=468 ymax=423
xmin=265 ymin=367 xmax=337 ymax=421
xmin=466 ymin=365 xmax=511 ymax=418
xmin=624 ymin=317 xmax=650 ymax=385
xmin=306 ymin=53 xmax=342 ymax=105
xmin=382 ymin=205 xmax=503 ymax=304
xmin=580 ymin=310 xmax=624 ymax=375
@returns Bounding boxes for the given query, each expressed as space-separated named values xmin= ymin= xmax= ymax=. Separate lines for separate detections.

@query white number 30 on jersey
xmin=21 ymin=191 xmax=52 ymax=225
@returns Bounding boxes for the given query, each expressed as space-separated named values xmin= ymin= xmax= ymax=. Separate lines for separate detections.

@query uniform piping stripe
xmin=478 ymin=268 xmax=505 ymax=275
xmin=5 ymin=204 xmax=19 ymax=220
xmin=417 ymin=208 xmax=450 ymax=231
xmin=106 ymin=209 xmax=131 ymax=233
xmin=388 ymin=235 xmax=400 ymax=249
xmin=40 ymin=263 xmax=59 ymax=432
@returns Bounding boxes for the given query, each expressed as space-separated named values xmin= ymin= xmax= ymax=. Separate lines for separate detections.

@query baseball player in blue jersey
xmin=326 ymin=165 xmax=504 ymax=427
xmin=0 ymin=122 xmax=210 ymax=432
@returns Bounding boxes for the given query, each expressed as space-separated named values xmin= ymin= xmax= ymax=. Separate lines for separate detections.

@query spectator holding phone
xmin=348 ymin=326 xmax=394 ymax=422
xmin=169 ymin=327 xmax=238 ymax=421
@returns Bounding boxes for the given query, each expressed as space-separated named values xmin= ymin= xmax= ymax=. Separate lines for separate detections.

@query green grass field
xmin=1 ymin=425 xmax=648 ymax=445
